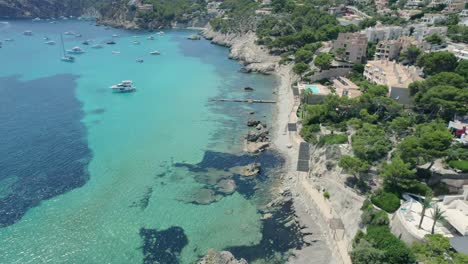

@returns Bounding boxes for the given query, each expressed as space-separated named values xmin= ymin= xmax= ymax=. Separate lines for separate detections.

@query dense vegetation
xmin=209 ymin=0 xmax=259 ymax=33
xmin=352 ymin=201 xmax=415 ymax=264
xmin=412 ymin=234 xmax=468 ymax=264
xmin=138 ymin=0 xmax=206 ymax=25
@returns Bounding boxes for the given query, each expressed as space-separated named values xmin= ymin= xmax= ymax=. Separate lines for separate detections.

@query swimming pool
xmin=305 ymin=85 xmax=320 ymax=94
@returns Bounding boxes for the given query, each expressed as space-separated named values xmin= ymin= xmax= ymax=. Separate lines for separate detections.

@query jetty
xmin=210 ymin=98 xmax=276 ymax=104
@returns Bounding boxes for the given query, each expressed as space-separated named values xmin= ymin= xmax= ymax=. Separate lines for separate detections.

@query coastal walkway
xmin=282 ymin=83 xmax=352 ymax=264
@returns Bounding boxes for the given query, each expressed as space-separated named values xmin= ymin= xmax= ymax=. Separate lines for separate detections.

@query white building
xmin=409 ymin=24 xmax=448 ymax=41
xmin=439 ymin=186 xmax=468 ymax=236
xmin=405 ymin=0 xmax=426 ymax=9
xmin=362 ymin=25 xmax=405 ymax=42
xmin=421 ymin=13 xmax=448 ymax=24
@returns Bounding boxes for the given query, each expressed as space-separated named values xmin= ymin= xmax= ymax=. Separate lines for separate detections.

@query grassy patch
xmin=448 ymin=160 xmax=468 ymax=172
xmin=319 ymin=134 xmax=348 ymax=145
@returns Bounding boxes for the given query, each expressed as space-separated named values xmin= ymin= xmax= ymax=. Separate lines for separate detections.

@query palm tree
xmin=431 ymin=205 xmax=445 ymax=234
xmin=418 ymin=192 xmax=433 ymax=229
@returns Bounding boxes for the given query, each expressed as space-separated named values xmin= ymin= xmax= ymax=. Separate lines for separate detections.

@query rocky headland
xmin=202 ymin=26 xmax=279 ymax=74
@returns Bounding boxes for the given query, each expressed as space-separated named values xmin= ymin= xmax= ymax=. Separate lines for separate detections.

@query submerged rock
xmin=240 ymin=163 xmax=261 ymax=177
xmin=198 ymin=249 xmax=248 ymax=264
xmin=217 ymin=179 xmax=236 ymax=195
xmin=190 ymin=188 xmax=217 ymax=205
xmin=244 ymin=86 xmax=254 ymax=91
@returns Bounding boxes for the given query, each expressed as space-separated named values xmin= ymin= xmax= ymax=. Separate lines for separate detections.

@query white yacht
xmin=150 ymin=50 xmax=160 ymax=55
xmin=132 ymin=40 xmax=140 ymax=45
xmin=112 ymin=51 xmax=121 ymax=54
xmin=66 ymin=46 xmax=85 ymax=54
xmin=112 ymin=34 xmax=119 ymax=38
xmin=64 ymin=31 xmax=74 ymax=35
xmin=45 ymin=40 xmax=56 ymax=45
xmin=110 ymin=80 xmax=136 ymax=93
xmin=147 ymin=35 xmax=155 ymax=40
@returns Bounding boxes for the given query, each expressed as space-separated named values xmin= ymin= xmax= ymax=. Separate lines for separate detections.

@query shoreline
xmin=202 ymin=26 xmax=353 ymax=263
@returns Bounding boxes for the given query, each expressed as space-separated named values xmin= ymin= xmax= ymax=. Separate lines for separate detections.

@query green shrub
xmin=323 ymin=191 xmax=330 ymax=200
xmin=371 ymin=210 xmax=390 ymax=226
xmin=365 ymin=225 xmax=416 ymax=264
xmin=448 ymin=160 xmax=468 ymax=172
xmin=406 ymin=181 xmax=432 ymax=196
xmin=318 ymin=134 xmax=348 ymax=145
xmin=360 ymin=199 xmax=390 ymax=226
xmin=371 ymin=191 xmax=400 ymax=213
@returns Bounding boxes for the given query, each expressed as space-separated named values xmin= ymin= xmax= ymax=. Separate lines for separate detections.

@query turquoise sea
xmin=0 ymin=20 xmax=305 ymax=263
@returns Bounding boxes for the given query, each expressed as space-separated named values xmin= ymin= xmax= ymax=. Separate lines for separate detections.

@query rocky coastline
xmin=201 ymin=25 xmax=363 ymax=263
xmin=202 ymin=26 xmax=279 ymax=75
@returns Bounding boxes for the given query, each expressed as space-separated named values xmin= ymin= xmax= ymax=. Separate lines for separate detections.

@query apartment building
xmin=332 ymin=32 xmax=368 ymax=63
xmin=362 ymin=25 xmax=405 ymax=42
xmin=364 ymin=60 xmax=423 ymax=104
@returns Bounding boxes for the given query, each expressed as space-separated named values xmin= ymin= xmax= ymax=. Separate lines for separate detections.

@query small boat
xmin=45 ymin=40 xmax=56 ymax=45
xmin=136 ymin=59 xmax=144 ymax=63
xmin=132 ymin=40 xmax=140 ymax=45
xmin=49 ymin=21 xmax=57 ymax=24
xmin=61 ymin=55 xmax=75 ymax=62
xmin=147 ymin=35 xmax=155 ymax=40
xmin=32 ymin=17 xmax=41 ymax=22
xmin=112 ymin=51 xmax=120 ymax=54
xmin=92 ymin=44 xmax=103 ymax=49
xmin=44 ymin=36 xmax=50 ymax=41
xmin=64 ymin=31 xmax=74 ymax=35
xmin=82 ymin=40 xmax=91 ymax=45
xmin=106 ymin=40 xmax=116 ymax=45
xmin=4 ymin=38 xmax=14 ymax=42
xmin=104 ymin=27 xmax=110 ymax=30
xmin=66 ymin=46 xmax=85 ymax=54
xmin=75 ymin=34 xmax=82 ymax=38
xmin=23 ymin=31 xmax=33 ymax=36
xmin=110 ymin=80 xmax=136 ymax=93
xmin=60 ymin=34 xmax=74 ymax=62
xmin=112 ymin=34 xmax=118 ymax=38
xmin=150 ymin=50 xmax=161 ymax=55
xmin=157 ymin=31 xmax=164 ymax=35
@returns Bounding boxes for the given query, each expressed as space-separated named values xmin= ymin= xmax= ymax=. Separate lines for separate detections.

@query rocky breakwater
xmin=244 ymin=119 xmax=270 ymax=154
xmin=202 ymin=26 xmax=279 ymax=74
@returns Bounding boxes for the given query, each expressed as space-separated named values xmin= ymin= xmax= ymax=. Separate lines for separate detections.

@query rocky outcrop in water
xmin=198 ymin=250 xmax=248 ymax=264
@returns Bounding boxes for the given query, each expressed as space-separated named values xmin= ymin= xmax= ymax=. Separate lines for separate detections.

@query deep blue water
xmin=0 ymin=74 xmax=91 ymax=227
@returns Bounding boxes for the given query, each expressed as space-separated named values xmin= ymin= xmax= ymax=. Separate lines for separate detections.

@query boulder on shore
xmin=246 ymin=119 xmax=260 ymax=127
xmin=245 ymin=130 xmax=269 ymax=142
xmin=198 ymin=250 xmax=248 ymax=264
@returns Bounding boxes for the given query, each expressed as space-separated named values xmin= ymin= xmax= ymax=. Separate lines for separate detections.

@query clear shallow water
xmin=0 ymin=20 xmax=299 ymax=264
